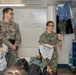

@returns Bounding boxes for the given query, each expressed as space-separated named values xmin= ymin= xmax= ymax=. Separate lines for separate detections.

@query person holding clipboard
xmin=38 ymin=21 xmax=62 ymax=75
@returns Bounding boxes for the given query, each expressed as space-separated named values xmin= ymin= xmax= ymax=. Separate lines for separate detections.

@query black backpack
xmin=15 ymin=58 xmax=29 ymax=72
xmin=28 ymin=63 xmax=42 ymax=75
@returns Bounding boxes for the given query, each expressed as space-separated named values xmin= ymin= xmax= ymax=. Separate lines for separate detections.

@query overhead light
xmin=0 ymin=4 xmax=25 ymax=6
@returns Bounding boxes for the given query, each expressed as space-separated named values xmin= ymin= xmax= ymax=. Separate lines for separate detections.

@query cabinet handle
xmin=73 ymin=46 xmax=75 ymax=47
xmin=73 ymin=58 xmax=75 ymax=59
xmin=73 ymin=53 xmax=75 ymax=54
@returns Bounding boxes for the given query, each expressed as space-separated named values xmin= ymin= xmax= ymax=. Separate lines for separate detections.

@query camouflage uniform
xmin=0 ymin=20 xmax=21 ymax=67
xmin=39 ymin=31 xmax=59 ymax=73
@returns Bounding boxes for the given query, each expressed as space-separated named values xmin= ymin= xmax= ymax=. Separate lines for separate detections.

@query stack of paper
xmin=39 ymin=44 xmax=54 ymax=60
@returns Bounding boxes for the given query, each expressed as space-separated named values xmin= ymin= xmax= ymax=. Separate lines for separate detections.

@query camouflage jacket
xmin=0 ymin=20 xmax=21 ymax=48
xmin=39 ymin=31 xmax=59 ymax=48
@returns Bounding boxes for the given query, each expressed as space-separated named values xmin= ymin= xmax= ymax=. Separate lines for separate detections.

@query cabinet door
xmin=72 ymin=42 xmax=76 ymax=66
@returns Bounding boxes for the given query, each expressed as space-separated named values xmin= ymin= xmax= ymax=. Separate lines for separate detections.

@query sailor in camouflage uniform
xmin=0 ymin=7 xmax=21 ymax=67
xmin=39 ymin=21 xmax=62 ymax=74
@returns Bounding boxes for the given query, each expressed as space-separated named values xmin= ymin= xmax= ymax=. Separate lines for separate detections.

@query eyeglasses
xmin=7 ymin=12 xmax=14 ymax=15
xmin=10 ymin=13 xmax=14 ymax=15
xmin=48 ymin=25 xmax=54 ymax=27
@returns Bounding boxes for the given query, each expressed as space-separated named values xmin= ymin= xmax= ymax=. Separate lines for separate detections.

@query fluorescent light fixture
xmin=0 ymin=4 xmax=25 ymax=6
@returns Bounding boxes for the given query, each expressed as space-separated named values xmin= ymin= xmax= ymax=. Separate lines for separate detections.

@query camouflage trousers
xmin=42 ymin=50 xmax=58 ymax=73
xmin=6 ymin=50 xmax=18 ymax=67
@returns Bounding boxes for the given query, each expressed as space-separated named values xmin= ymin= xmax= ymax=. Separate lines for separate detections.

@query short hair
xmin=3 ymin=66 xmax=28 ymax=75
xmin=46 ymin=21 xmax=54 ymax=26
xmin=3 ymin=7 xmax=13 ymax=15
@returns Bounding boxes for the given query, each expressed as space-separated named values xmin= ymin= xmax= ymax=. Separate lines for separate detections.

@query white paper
xmin=39 ymin=44 xmax=54 ymax=60
xmin=43 ymin=44 xmax=54 ymax=48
